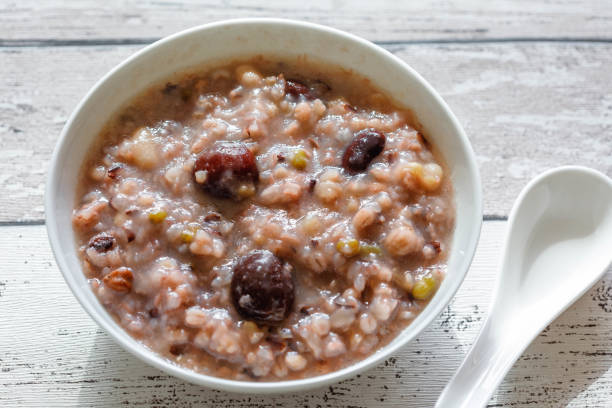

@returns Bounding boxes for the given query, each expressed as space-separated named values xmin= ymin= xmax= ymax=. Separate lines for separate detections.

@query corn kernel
xmin=336 ymin=239 xmax=360 ymax=257
xmin=180 ymin=229 xmax=195 ymax=243
xmin=412 ymin=273 xmax=438 ymax=300
xmin=148 ymin=209 xmax=167 ymax=224
xmin=290 ymin=149 xmax=309 ymax=170
xmin=359 ymin=244 xmax=382 ymax=256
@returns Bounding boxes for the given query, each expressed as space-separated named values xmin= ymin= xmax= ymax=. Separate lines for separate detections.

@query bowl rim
xmin=45 ymin=17 xmax=482 ymax=393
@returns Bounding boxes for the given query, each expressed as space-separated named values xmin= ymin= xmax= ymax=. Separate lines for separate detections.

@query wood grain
xmin=1 ymin=42 xmax=611 ymax=221
xmin=0 ymin=222 xmax=610 ymax=407
xmin=2 ymin=0 xmax=612 ymax=43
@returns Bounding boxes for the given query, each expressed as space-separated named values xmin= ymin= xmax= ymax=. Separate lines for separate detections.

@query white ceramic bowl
xmin=46 ymin=18 xmax=482 ymax=393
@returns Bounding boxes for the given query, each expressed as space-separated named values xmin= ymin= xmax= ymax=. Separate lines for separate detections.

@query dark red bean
xmin=342 ymin=129 xmax=386 ymax=173
xmin=107 ymin=164 xmax=122 ymax=179
xmin=193 ymin=142 xmax=259 ymax=200
xmin=88 ymin=234 xmax=115 ymax=252
xmin=124 ymin=207 xmax=137 ymax=215
xmin=344 ymin=103 xmax=357 ymax=112
xmin=299 ymin=306 xmax=311 ymax=315
xmin=169 ymin=344 xmax=187 ymax=356
xmin=203 ymin=212 xmax=222 ymax=222
xmin=308 ymin=178 xmax=317 ymax=193
xmin=285 ymin=78 xmax=330 ymax=100
xmin=125 ymin=229 xmax=135 ymax=243
xmin=285 ymin=79 xmax=312 ymax=99
xmin=230 ymin=250 xmax=294 ymax=325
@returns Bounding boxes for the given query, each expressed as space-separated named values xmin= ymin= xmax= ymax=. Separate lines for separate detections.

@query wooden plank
xmin=1 ymin=42 xmax=611 ymax=221
xmin=0 ymin=222 xmax=610 ymax=407
xmin=1 ymin=0 xmax=612 ymax=43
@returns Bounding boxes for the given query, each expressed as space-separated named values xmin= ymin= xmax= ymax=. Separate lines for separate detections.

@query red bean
xmin=193 ymin=142 xmax=259 ymax=200
xmin=230 ymin=250 xmax=294 ymax=325
xmin=285 ymin=79 xmax=312 ymax=99
xmin=88 ymin=234 xmax=115 ymax=252
xmin=342 ymin=129 xmax=386 ymax=173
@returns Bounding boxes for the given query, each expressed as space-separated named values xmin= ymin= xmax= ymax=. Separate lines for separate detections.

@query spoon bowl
xmin=436 ymin=166 xmax=612 ymax=408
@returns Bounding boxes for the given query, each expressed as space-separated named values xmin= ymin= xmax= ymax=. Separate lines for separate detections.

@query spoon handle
xmin=435 ymin=317 xmax=529 ymax=408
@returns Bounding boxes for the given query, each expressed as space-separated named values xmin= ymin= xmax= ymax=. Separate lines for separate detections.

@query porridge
xmin=72 ymin=58 xmax=454 ymax=381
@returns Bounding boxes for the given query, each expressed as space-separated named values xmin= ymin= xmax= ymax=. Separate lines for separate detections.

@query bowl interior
xmin=46 ymin=19 xmax=482 ymax=393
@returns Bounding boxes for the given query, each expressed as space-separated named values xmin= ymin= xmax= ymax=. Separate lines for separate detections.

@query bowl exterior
xmin=45 ymin=18 xmax=482 ymax=393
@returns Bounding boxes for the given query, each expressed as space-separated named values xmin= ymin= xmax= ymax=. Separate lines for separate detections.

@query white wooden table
xmin=1 ymin=1 xmax=611 ymax=406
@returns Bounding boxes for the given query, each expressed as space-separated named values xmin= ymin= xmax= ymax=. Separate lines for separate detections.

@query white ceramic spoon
xmin=436 ymin=166 xmax=612 ymax=408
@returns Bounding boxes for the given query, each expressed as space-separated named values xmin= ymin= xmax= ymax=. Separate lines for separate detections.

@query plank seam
xmin=0 ymin=220 xmax=46 ymax=226
xmin=0 ymin=216 xmax=509 ymax=226
xmin=483 ymin=215 xmax=508 ymax=221
xmin=1 ymin=37 xmax=612 ymax=48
